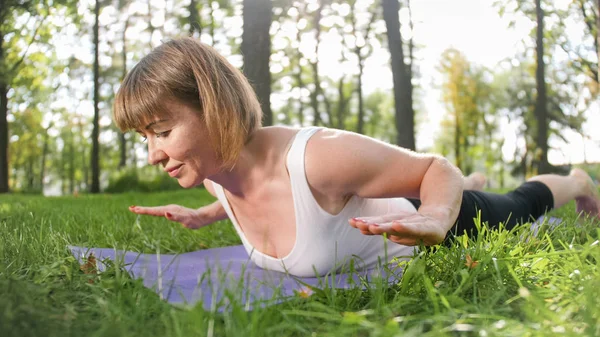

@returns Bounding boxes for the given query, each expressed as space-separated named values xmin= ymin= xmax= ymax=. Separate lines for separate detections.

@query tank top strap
xmin=210 ymin=181 xmax=255 ymax=255
xmin=285 ymin=127 xmax=327 ymax=217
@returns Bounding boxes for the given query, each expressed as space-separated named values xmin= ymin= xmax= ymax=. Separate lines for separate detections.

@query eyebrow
xmin=144 ymin=119 xmax=169 ymax=130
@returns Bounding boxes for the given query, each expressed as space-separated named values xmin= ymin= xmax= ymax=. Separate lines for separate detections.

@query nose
xmin=147 ymin=139 xmax=167 ymax=166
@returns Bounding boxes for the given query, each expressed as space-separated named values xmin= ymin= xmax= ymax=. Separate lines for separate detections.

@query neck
xmin=207 ymin=147 xmax=257 ymax=197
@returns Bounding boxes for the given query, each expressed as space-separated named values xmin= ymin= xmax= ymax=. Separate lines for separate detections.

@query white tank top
xmin=212 ymin=127 xmax=418 ymax=277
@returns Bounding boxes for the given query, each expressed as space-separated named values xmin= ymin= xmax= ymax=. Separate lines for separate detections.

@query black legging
xmin=407 ymin=181 xmax=555 ymax=240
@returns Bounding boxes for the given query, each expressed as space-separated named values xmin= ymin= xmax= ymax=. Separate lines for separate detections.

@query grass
xmin=1 ymin=188 xmax=599 ymax=336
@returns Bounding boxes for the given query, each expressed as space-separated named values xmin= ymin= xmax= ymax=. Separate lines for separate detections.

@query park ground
xmin=0 ymin=188 xmax=599 ymax=336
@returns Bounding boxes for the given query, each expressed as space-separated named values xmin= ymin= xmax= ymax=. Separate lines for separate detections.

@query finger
xmin=361 ymin=223 xmax=419 ymax=242
xmin=165 ymin=212 xmax=202 ymax=230
xmin=388 ymin=235 xmax=420 ymax=246
xmin=389 ymin=220 xmax=431 ymax=237
xmin=354 ymin=221 xmax=372 ymax=232
xmin=164 ymin=211 xmax=187 ymax=224
xmin=129 ymin=206 xmax=170 ymax=217
xmin=366 ymin=222 xmax=422 ymax=240
xmin=353 ymin=212 xmax=417 ymax=225
xmin=389 ymin=221 xmax=446 ymax=245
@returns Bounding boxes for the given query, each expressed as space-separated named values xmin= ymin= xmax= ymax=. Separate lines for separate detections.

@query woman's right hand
xmin=129 ymin=204 xmax=207 ymax=229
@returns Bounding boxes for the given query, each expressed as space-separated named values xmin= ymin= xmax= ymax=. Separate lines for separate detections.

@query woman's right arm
xmin=128 ymin=200 xmax=228 ymax=229
xmin=128 ymin=179 xmax=229 ymax=229
xmin=195 ymin=199 xmax=229 ymax=224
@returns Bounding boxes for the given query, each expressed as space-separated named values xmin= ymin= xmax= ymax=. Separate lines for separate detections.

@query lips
xmin=165 ymin=164 xmax=183 ymax=177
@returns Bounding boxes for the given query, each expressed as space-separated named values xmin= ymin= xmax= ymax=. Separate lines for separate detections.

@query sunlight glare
xmin=297 ymin=18 xmax=307 ymax=30
xmin=287 ymin=7 xmax=299 ymax=18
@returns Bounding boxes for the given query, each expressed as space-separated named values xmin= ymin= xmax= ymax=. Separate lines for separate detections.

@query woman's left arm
xmin=304 ymin=129 xmax=464 ymax=245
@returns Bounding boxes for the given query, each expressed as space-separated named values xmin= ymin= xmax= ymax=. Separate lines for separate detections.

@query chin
xmin=177 ymin=179 xmax=194 ymax=189
xmin=178 ymin=176 xmax=204 ymax=189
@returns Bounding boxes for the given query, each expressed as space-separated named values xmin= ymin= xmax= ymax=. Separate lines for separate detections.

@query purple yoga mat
xmin=69 ymin=244 xmax=402 ymax=311
xmin=68 ymin=216 xmax=561 ymax=311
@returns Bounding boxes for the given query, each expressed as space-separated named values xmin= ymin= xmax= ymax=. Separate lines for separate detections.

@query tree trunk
xmin=382 ymin=0 xmax=415 ymax=150
xmin=352 ymin=3 xmax=377 ymax=134
xmin=356 ymin=56 xmax=365 ymax=133
xmin=209 ymin=1 xmax=216 ymax=45
xmin=407 ymin=0 xmax=414 ymax=80
xmin=350 ymin=1 xmax=364 ymax=133
xmin=40 ymin=125 xmax=50 ymax=191
xmin=189 ymin=0 xmax=202 ymax=36
xmin=337 ymin=76 xmax=346 ymax=130
xmin=454 ymin=109 xmax=461 ymax=172
xmin=597 ymin=0 xmax=600 ymax=87
xmin=119 ymin=17 xmax=129 ymax=169
xmin=69 ymin=135 xmax=74 ymax=194
xmin=91 ymin=0 xmax=101 ymax=193
xmin=0 ymin=28 xmax=9 ymax=193
xmin=27 ymin=158 xmax=34 ymax=191
xmin=241 ymin=0 xmax=272 ymax=126
xmin=293 ymin=13 xmax=305 ymax=126
xmin=147 ymin=0 xmax=155 ymax=49
xmin=534 ymin=0 xmax=550 ymax=174
xmin=119 ymin=133 xmax=126 ymax=168
xmin=0 ymin=83 xmax=8 ymax=193
xmin=309 ymin=1 xmax=324 ymax=126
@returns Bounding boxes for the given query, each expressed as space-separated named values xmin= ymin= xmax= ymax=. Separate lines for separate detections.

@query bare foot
xmin=570 ymin=168 xmax=600 ymax=220
xmin=464 ymin=172 xmax=487 ymax=191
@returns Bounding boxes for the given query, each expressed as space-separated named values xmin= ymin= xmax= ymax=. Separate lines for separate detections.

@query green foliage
xmin=492 ymin=0 xmax=592 ymax=177
xmin=105 ymin=167 xmax=181 ymax=193
xmin=363 ymin=89 xmax=397 ymax=143
xmin=435 ymin=48 xmax=498 ymax=175
xmin=2 ymin=0 xmax=596 ymax=195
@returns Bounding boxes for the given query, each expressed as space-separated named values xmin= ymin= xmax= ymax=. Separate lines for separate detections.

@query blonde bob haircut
xmin=113 ymin=37 xmax=262 ymax=169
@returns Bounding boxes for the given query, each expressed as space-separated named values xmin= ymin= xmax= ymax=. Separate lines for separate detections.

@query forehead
xmin=133 ymin=99 xmax=201 ymax=131
xmin=133 ymin=115 xmax=168 ymax=132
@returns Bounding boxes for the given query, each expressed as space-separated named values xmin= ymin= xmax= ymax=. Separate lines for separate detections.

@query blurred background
xmin=0 ymin=0 xmax=598 ymax=195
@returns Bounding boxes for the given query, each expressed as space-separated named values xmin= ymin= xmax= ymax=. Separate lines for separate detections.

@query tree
xmin=382 ymin=0 xmax=415 ymax=150
xmin=0 ymin=25 xmax=7 ymax=192
xmin=118 ymin=16 xmax=129 ymax=169
xmin=495 ymin=0 xmax=583 ymax=173
xmin=1 ymin=0 xmax=77 ymax=193
xmin=241 ymin=0 xmax=272 ymax=126
xmin=189 ymin=0 xmax=203 ymax=36
xmin=90 ymin=0 xmax=101 ymax=193
xmin=348 ymin=0 xmax=378 ymax=134
xmin=363 ymin=90 xmax=396 ymax=143
xmin=533 ymin=0 xmax=550 ymax=174
xmin=307 ymin=0 xmax=334 ymax=127
xmin=0 ymin=0 xmax=43 ymax=193
xmin=563 ymin=0 xmax=599 ymax=92
xmin=436 ymin=49 xmax=495 ymax=174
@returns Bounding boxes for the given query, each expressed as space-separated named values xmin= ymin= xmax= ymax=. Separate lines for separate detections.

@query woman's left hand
xmin=348 ymin=212 xmax=449 ymax=246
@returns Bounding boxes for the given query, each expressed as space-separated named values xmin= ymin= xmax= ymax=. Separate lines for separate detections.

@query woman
xmin=115 ymin=38 xmax=600 ymax=277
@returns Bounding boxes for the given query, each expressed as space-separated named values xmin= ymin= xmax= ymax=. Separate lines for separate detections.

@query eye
xmin=136 ymin=132 xmax=147 ymax=142
xmin=156 ymin=130 xmax=171 ymax=138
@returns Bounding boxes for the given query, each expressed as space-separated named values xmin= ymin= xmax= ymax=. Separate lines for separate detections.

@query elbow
xmin=433 ymin=156 xmax=464 ymax=188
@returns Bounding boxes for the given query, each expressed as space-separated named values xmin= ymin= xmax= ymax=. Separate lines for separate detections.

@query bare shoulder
xmin=251 ymin=125 xmax=299 ymax=144
xmin=303 ymin=128 xmax=388 ymax=191
xmin=248 ymin=126 xmax=301 ymax=155
xmin=304 ymin=128 xmax=437 ymax=199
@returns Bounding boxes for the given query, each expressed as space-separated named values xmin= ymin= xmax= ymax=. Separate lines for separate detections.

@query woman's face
xmin=137 ymin=100 xmax=221 ymax=188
